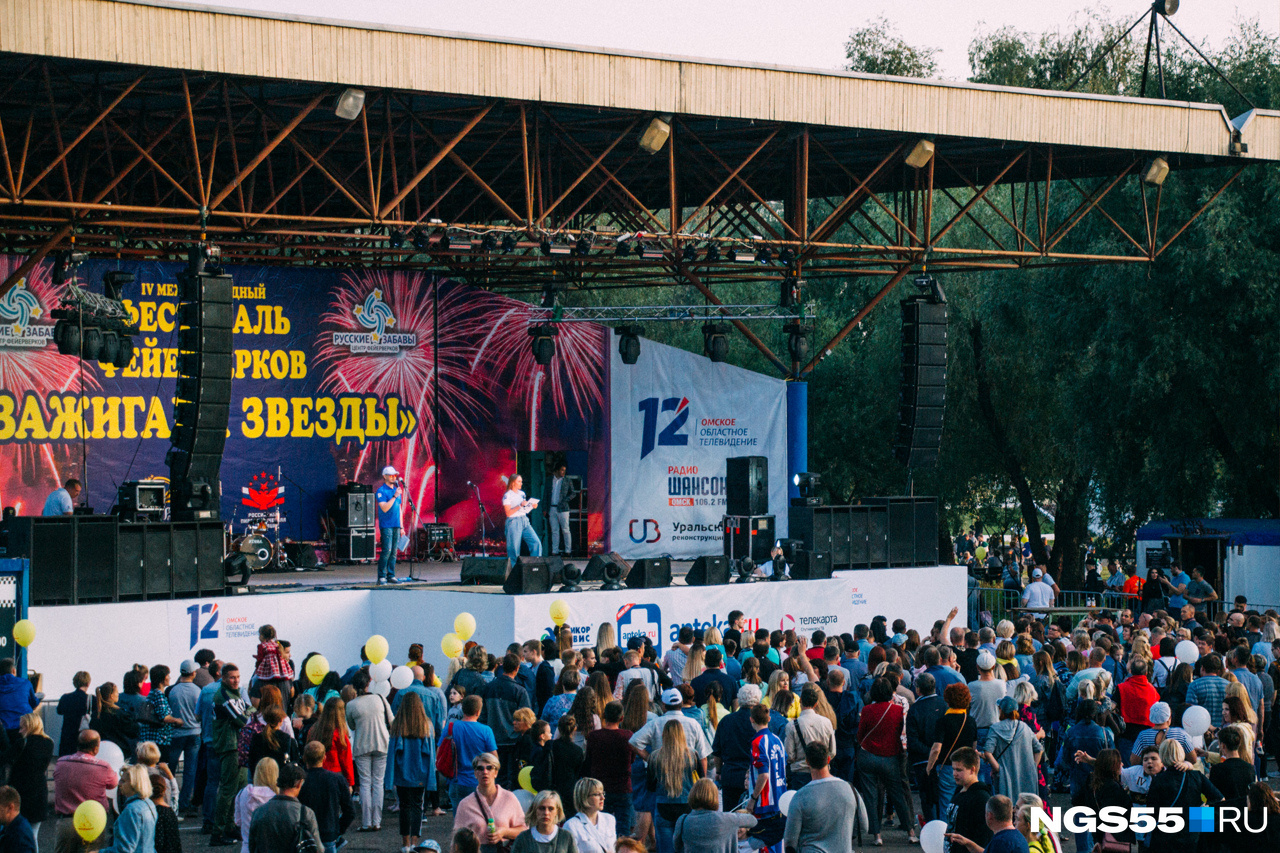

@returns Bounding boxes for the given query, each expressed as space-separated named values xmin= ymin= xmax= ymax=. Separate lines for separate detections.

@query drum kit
xmin=228 ymin=516 xmax=324 ymax=572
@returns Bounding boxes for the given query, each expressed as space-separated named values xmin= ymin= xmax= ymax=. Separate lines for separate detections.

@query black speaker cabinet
xmin=913 ymin=499 xmax=939 ymax=566
xmin=197 ymin=523 xmax=226 ymax=592
xmin=504 ymin=558 xmax=552 ymax=594
xmin=626 ymin=557 xmax=671 ymax=589
xmin=862 ymin=497 xmax=937 ymax=568
xmin=686 ymin=555 xmax=729 ymax=586
xmin=335 ymin=489 xmax=375 ymax=528
xmin=724 ymin=515 xmax=775 ymax=562
xmin=336 ymin=528 xmax=376 ymax=562
xmin=117 ymin=523 xmax=147 ymax=598
xmin=849 ymin=506 xmax=871 ymax=569
xmin=7 ymin=517 xmax=74 ymax=605
xmin=71 ymin=516 xmax=117 ymax=602
xmin=145 ymin=524 xmax=173 ymax=594
xmin=460 ymin=556 xmax=509 ymax=585
xmin=726 ymin=456 xmax=768 ymax=516
xmin=283 ymin=542 xmax=319 ymax=569
xmin=791 ymin=550 xmax=832 ymax=580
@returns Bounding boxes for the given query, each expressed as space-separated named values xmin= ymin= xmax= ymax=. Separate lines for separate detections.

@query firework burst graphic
xmin=471 ymin=303 xmax=607 ymax=431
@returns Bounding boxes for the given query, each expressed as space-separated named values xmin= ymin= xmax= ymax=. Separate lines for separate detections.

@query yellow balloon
xmin=549 ymin=599 xmax=570 ymax=627
xmin=365 ymin=635 xmax=389 ymax=665
xmin=454 ymin=612 xmax=477 ymax=642
xmin=12 ymin=619 xmax=34 ymax=648
xmin=441 ymin=633 xmax=464 ymax=659
xmin=431 ymin=675 xmax=442 ymax=688
xmin=305 ymin=655 xmax=329 ymax=686
xmin=518 ymin=765 xmax=536 ymax=794
xmin=73 ymin=799 xmax=107 ymax=842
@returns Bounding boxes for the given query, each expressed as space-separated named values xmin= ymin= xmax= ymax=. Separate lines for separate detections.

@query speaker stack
xmin=895 ymin=295 xmax=947 ymax=468
xmin=726 ymin=456 xmax=768 ymax=516
xmin=332 ymin=483 xmax=375 ymax=562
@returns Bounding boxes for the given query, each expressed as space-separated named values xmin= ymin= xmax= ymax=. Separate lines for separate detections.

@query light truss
xmin=528 ymin=304 xmax=813 ymax=323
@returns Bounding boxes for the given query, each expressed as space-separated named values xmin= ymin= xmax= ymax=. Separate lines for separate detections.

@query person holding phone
xmin=503 ymin=475 xmax=542 ymax=569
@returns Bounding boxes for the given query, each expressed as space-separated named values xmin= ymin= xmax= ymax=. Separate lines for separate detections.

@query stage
xmin=27 ymin=563 xmax=968 ymax=695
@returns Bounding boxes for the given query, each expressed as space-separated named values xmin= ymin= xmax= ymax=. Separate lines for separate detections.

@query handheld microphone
xmin=466 ymin=481 xmax=474 ymax=486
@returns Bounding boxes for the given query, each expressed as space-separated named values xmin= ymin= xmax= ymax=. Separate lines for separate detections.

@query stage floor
xmin=246 ymin=557 xmax=698 ymax=594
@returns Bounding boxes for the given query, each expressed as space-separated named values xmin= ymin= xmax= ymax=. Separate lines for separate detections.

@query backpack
xmin=135 ymin=695 xmax=161 ymax=727
xmin=435 ymin=721 xmax=458 ymax=779
xmin=1043 ymin=680 xmax=1065 ymax=724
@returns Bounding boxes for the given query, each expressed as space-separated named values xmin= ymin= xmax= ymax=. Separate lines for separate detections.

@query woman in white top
xmin=233 ymin=758 xmax=279 ymax=853
xmin=563 ymin=778 xmax=616 ymax=853
xmin=503 ymin=475 xmax=543 ymax=568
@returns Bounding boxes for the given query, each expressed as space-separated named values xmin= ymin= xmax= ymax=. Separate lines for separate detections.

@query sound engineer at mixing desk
xmin=41 ymin=479 xmax=80 ymax=516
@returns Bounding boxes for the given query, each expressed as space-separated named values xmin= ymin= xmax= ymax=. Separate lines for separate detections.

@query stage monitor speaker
xmin=895 ymin=296 xmax=947 ymax=469
xmin=790 ymin=550 xmax=832 ymax=581
xmin=685 ymin=555 xmax=729 ymax=586
xmin=626 ymin=556 xmax=671 ymax=589
xmin=460 ymin=556 xmax=508 ymax=585
xmin=74 ymin=516 xmax=118 ymax=601
xmin=283 ymin=541 xmax=319 ymax=569
xmin=336 ymin=528 xmax=376 ymax=562
xmin=726 ymin=456 xmax=768 ymax=516
xmin=504 ymin=558 xmax=552 ymax=594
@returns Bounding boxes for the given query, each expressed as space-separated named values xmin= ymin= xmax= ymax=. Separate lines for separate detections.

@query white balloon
xmin=920 ymin=820 xmax=949 ymax=853
xmin=371 ymin=679 xmax=392 ymax=697
xmin=515 ymin=789 xmax=534 ymax=810
xmin=778 ymin=790 xmax=795 ymax=817
xmin=370 ymin=659 xmax=393 ymax=682
xmin=98 ymin=740 xmax=125 ymax=773
xmin=1175 ymin=640 xmax=1200 ymax=666
xmin=1182 ymin=704 xmax=1212 ymax=737
xmin=390 ymin=666 xmax=414 ymax=691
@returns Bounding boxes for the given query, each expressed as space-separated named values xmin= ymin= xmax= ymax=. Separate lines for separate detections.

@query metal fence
xmin=975 ymin=584 xmax=1130 ymax=626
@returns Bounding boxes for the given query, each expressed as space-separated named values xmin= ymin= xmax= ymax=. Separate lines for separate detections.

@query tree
xmin=845 ymin=18 xmax=940 ymax=79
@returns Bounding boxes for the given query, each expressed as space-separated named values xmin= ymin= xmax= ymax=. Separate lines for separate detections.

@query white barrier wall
xmin=30 ymin=566 xmax=967 ymax=694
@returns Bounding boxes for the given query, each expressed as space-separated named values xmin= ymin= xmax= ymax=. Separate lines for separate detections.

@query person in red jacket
xmin=1115 ymin=657 xmax=1159 ymax=755
xmin=305 ymin=698 xmax=355 ymax=788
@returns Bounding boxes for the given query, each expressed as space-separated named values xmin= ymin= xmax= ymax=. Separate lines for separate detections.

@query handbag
xmin=294 ymin=806 xmax=319 ymax=853
xmin=436 ymin=721 xmax=458 ymax=779
xmin=1098 ymin=834 xmax=1132 ymax=853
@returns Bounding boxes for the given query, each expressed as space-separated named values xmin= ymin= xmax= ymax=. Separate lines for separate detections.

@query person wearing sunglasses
xmin=452 ymin=752 xmax=527 ymax=853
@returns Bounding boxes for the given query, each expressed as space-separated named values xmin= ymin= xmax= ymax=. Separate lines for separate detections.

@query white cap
xmin=661 ymin=688 xmax=682 ymax=706
xmin=382 ymin=466 xmax=399 ymax=476
xmin=977 ymin=651 xmax=997 ymax=671
xmin=1032 ymin=568 xmax=1043 ymax=579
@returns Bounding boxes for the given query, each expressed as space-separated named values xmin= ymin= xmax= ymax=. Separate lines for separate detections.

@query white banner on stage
xmin=610 ymin=339 xmax=788 ymax=559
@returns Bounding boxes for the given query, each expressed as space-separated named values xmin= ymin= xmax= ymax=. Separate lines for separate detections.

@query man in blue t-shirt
xmin=746 ymin=703 xmax=787 ymax=853
xmin=1160 ymin=564 xmax=1192 ymax=611
xmin=442 ymin=694 xmax=497 ymax=805
xmin=374 ymin=465 xmax=404 ymax=584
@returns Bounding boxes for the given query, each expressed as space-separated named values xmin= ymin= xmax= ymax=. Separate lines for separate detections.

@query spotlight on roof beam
xmin=905 ymin=139 xmax=935 ymax=169
xmin=615 ymin=324 xmax=645 ymax=365
xmin=448 ymin=233 xmax=472 ymax=252
xmin=755 ymin=247 xmax=773 ymax=265
xmin=335 ymin=88 xmax=366 ymax=120
xmin=480 ymin=233 xmax=498 ymax=253
xmin=682 ymin=244 xmax=698 ymax=263
xmin=704 ymin=243 xmax=721 ymax=262
xmin=501 ymin=233 xmax=519 ymax=252
xmin=411 ymin=228 xmax=432 ymax=252
xmin=574 ymin=236 xmax=593 ymax=257
xmin=615 ymin=238 xmax=632 ymax=257
xmin=702 ymin=322 xmax=730 ymax=363
xmin=1153 ymin=0 xmax=1178 ymax=15
xmin=1142 ymin=156 xmax=1170 ymax=186
xmin=387 ymin=229 xmax=406 ymax=249
xmin=541 ymin=239 xmax=572 ymax=257
xmin=726 ymin=246 xmax=753 ymax=264
xmin=778 ymin=247 xmax=796 ymax=265
xmin=639 ymin=244 xmax=664 ymax=260
xmin=638 ymin=114 xmax=673 ymax=155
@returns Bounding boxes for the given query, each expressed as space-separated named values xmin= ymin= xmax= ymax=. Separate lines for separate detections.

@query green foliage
xmin=845 ymin=18 xmax=940 ymax=79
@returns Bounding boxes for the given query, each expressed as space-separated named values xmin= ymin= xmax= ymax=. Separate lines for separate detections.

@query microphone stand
xmin=470 ymin=483 xmax=495 ymax=557
xmin=398 ymin=477 xmax=421 ymax=579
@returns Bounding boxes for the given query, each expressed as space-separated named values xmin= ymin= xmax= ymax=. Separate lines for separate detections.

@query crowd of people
xmin=17 ymin=570 xmax=1280 ymax=853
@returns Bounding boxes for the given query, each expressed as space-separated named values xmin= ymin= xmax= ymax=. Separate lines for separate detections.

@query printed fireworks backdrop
xmin=0 ymin=257 xmax=609 ymax=550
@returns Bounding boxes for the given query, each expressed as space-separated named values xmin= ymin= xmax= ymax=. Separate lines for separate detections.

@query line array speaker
xmin=726 ymin=456 xmax=768 ymax=516
xmin=169 ymin=253 xmax=235 ymax=520
xmin=685 ymin=555 xmax=730 ymax=586
xmin=895 ymin=296 xmax=947 ymax=468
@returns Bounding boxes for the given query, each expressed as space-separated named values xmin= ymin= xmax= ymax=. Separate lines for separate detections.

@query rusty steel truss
xmin=0 ymin=54 xmax=1252 ymax=376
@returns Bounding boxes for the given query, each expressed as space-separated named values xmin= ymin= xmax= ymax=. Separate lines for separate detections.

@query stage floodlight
xmin=702 ymin=322 xmax=730 ymax=363
xmin=560 ymin=562 xmax=583 ymax=593
xmin=601 ymin=558 xmax=626 ymax=591
xmin=682 ymin=244 xmax=698 ymax=262
xmin=1142 ymin=156 xmax=1170 ymax=186
xmin=115 ymin=335 xmax=135 ymax=369
xmin=778 ymin=247 xmax=796 ymax=266
xmin=704 ymin=243 xmax=721 ymax=262
xmin=541 ymin=238 xmax=572 ymax=256
xmin=574 ymin=236 xmax=593 ymax=257
xmin=727 ymin=246 xmax=754 ymax=264
xmin=388 ymin=229 xmax=406 ymax=249
xmin=335 ymin=88 xmax=366 ymax=120
xmin=411 ymin=228 xmax=432 ymax=252
xmin=616 ymin=324 xmax=645 ymax=365
xmin=501 ymin=233 xmax=519 ymax=252
xmin=755 ymin=247 xmax=773 ymax=265
xmin=1154 ymin=0 xmax=1178 ymax=15
xmin=734 ymin=558 xmax=756 ymax=583
xmin=448 ymin=233 xmax=472 ymax=252
xmin=529 ymin=324 xmax=558 ymax=366
xmin=638 ymin=114 xmax=672 ymax=154
xmin=905 ymin=139 xmax=935 ymax=169
xmin=224 ymin=551 xmax=251 ymax=585
xmin=614 ymin=239 xmax=632 ymax=257
xmin=792 ymin=472 xmax=821 ymax=497
xmin=480 ymin=233 xmax=498 ymax=253
xmin=784 ymin=322 xmax=811 ymax=363
xmin=81 ymin=326 xmax=103 ymax=362
xmin=99 ymin=330 xmax=120 ymax=365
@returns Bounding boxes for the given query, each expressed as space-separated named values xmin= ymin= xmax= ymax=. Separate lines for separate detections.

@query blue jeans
xmin=378 ymin=527 xmax=399 ymax=580
xmin=935 ymin=762 xmax=956 ymax=818
xmin=202 ymin=747 xmax=220 ymax=823
xmin=168 ymin=734 xmax=200 ymax=809
xmin=605 ymin=791 xmax=634 ymax=838
xmin=449 ymin=782 xmax=476 ymax=810
xmin=654 ymin=808 xmax=679 ymax=853
xmin=505 ymin=517 xmax=541 ymax=566
xmin=976 ymin=727 xmax=992 ymax=784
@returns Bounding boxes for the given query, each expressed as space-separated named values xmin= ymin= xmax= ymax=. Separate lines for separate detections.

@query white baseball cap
xmin=661 ymin=688 xmax=683 ymax=706
xmin=1032 ymin=568 xmax=1043 ymax=579
xmin=382 ymin=466 xmax=399 ymax=476
xmin=977 ymin=651 xmax=997 ymax=671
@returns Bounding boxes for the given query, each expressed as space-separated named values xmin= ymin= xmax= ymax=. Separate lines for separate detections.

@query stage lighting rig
xmin=682 ymin=244 xmax=698 ymax=262
xmin=448 ymin=233 xmax=473 ymax=252
xmin=734 ymin=557 xmax=756 ymax=583
xmin=601 ymin=558 xmax=626 ymax=591
xmin=51 ymin=267 xmax=139 ymax=368
xmin=704 ymin=243 xmax=721 ymax=262
xmin=574 ymin=236 xmax=593 ymax=257
xmin=560 ymin=562 xmax=583 ymax=592
xmin=529 ymin=324 xmax=558 ymax=365
xmin=615 ymin=324 xmax=645 ymax=365
xmin=479 ymin=232 xmax=499 ymax=253
xmin=702 ymin=322 xmax=730 ymax=363
xmin=755 ymin=246 xmax=773 ymax=265
xmin=411 ymin=228 xmax=433 ymax=252
xmin=388 ymin=229 xmax=407 ymax=249
xmin=501 ymin=233 xmax=519 ymax=252
xmin=784 ymin=321 xmax=812 ymax=364
xmin=793 ymin=472 xmax=821 ymax=497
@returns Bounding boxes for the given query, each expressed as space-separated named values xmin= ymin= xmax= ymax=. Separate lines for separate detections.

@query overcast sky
xmin=191 ymin=0 xmax=1277 ymax=79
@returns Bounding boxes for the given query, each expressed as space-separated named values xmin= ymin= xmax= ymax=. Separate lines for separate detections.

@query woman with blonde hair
xmin=650 ymin=721 xmax=698 ymax=853
xmin=680 ymin=644 xmax=706 ymax=685
xmin=595 ymin=622 xmax=617 ymax=656
xmin=233 ymin=757 xmax=279 ymax=853
xmin=105 ymin=765 xmax=157 ymax=853
xmin=703 ymin=626 xmax=724 ymax=658
xmin=563 ymin=778 xmax=615 ymax=853
xmin=512 ymin=791 xmax=575 ymax=853
xmin=8 ymin=711 xmax=52 ymax=838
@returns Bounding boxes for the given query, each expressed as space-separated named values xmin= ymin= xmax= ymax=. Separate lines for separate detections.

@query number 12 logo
xmin=638 ymin=396 xmax=689 ymax=459
xmin=186 ymin=603 xmax=219 ymax=649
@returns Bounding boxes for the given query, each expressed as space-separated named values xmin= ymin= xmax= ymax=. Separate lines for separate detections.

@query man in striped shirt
xmin=1128 ymin=702 xmax=1194 ymax=766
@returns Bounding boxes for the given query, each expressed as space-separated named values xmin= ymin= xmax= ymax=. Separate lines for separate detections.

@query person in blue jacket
xmin=0 ymin=661 xmax=36 ymax=740
xmin=389 ymin=692 xmax=436 ymax=853
xmin=0 ymin=784 xmax=36 ymax=853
